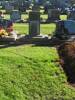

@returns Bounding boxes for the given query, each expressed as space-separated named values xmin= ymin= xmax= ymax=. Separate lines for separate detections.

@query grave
xmin=32 ymin=4 xmax=40 ymax=12
xmin=54 ymin=20 xmax=75 ymax=40
xmin=1 ymin=1 xmax=6 ymax=9
xmin=5 ymin=2 xmax=14 ymax=13
xmin=44 ymin=2 xmax=53 ymax=14
xmin=10 ymin=10 xmax=21 ymax=22
xmin=68 ymin=10 xmax=75 ymax=20
xmin=19 ymin=5 xmax=26 ymax=12
xmin=47 ymin=9 xmax=60 ymax=22
xmin=12 ymin=0 xmax=19 ymax=10
xmin=19 ymin=1 xmax=26 ymax=12
xmin=18 ymin=0 xmax=30 ymax=12
xmin=17 ymin=10 xmax=51 ymax=45
xmin=34 ymin=0 xmax=44 ymax=5
xmin=29 ymin=11 xmax=40 ymax=36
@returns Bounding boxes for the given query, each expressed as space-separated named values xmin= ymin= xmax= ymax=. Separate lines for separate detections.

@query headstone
xmin=68 ymin=10 xmax=75 ymax=20
xmin=1 ymin=1 xmax=6 ymax=9
xmin=19 ymin=5 xmax=26 ymax=12
xmin=12 ymin=0 xmax=18 ymax=9
xmin=29 ymin=11 xmax=40 ymax=36
xmin=19 ymin=1 xmax=26 ymax=12
xmin=0 ymin=1 xmax=2 ymax=6
xmin=47 ymin=9 xmax=60 ymax=21
xmin=55 ymin=20 xmax=75 ymax=39
xmin=55 ymin=20 xmax=67 ymax=39
xmin=10 ymin=10 xmax=21 ymax=22
xmin=35 ymin=0 xmax=44 ymax=5
xmin=0 ymin=19 xmax=12 ymax=29
xmin=32 ymin=4 xmax=40 ymax=12
xmin=18 ymin=1 xmax=30 ymax=12
xmin=44 ymin=2 xmax=52 ymax=14
xmin=64 ymin=20 xmax=75 ymax=34
xmin=5 ymin=2 xmax=14 ymax=13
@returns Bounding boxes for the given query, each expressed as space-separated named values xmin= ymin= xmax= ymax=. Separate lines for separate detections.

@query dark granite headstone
xmin=1 ymin=1 xmax=6 ymax=9
xmin=55 ymin=20 xmax=75 ymax=39
xmin=68 ymin=10 xmax=75 ymax=20
xmin=32 ymin=5 xmax=40 ymax=12
xmin=5 ymin=2 xmax=14 ymax=13
xmin=44 ymin=3 xmax=52 ymax=14
xmin=29 ymin=11 xmax=40 ymax=36
xmin=18 ymin=1 xmax=30 ymax=12
xmin=0 ymin=19 xmax=12 ymax=29
xmin=55 ymin=20 xmax=67 ymax=39
xmin=10 ymin=10 xmax=21 ymax=22
xmin=19 ymin=1 xmax=27 ymax=12
xmin=64 ymin=20 xmax=75 ymax=34
xmin=47 ymin=9 xmax=60 ymax=22
xmin=19 ymin=5 xmax=26 ymax=12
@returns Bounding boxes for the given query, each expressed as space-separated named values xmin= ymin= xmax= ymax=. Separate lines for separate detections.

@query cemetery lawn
xmin=13 ymin=23 xmax=56 ymax=35
xmin=0 ymin=24 xmax=75 ymax=100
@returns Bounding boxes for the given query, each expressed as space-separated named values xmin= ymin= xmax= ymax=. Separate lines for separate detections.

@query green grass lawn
xmin=0 ymin=16 xmax=75 ymax=99
xmin=0 ymin=44 xmax=75 ymax=100
xmin=13 ymin=23 xmax=56 ymax=35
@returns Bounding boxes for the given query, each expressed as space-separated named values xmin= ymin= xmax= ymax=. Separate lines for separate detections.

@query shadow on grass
xmin=0 ymin=41 xmax=55 ymax=49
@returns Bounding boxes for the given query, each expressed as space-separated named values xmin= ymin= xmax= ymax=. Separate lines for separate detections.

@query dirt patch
xmin=57 ymin=41 xmax=75 ymax=84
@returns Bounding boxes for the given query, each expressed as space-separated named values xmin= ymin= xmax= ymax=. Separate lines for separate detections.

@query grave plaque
xmin=29 ymin=11 xmax=40 ymax=36
xmin=10 ymin=10 xmax=21 ymax=22
xmin=48 ymin=9 xmax=60 ymax=21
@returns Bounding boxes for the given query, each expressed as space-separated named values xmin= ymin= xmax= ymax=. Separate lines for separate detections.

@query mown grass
xmin=0 ymin=15 xmax=75 ymax=100
xmin=13 ymin=23 xmax=56 ymax=35
xmin=0 ymin=45 xmax=75 ymax=100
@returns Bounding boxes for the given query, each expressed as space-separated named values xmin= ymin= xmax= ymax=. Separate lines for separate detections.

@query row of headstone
xmin=10 ymin=3 xmax=40 ymax=23
xmin=1 ymin=0 xmax=31 ymax=13
xmin=47 ymin=8 xmax=75 ymax=21
xmin=9 ymin=9 xmax=66 ymax=23
xmin=6 ymin=3 xmax=75 ymax=23
xmin=28 ymin=9 xmax=75 ymax=39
